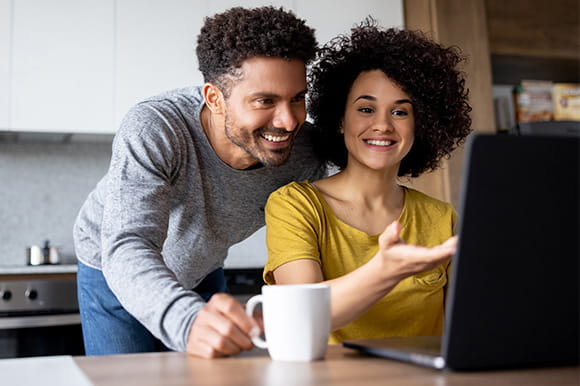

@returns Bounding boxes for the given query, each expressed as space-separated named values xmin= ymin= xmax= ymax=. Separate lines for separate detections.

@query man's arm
xmin=186 ymin=294 xmax=260 ymax=358
xmin=100 ymin=105 xmax=259 ymax=354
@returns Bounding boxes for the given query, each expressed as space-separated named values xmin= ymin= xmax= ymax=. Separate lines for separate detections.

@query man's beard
xmin=224 ymin=115 xmax=295 ymax=168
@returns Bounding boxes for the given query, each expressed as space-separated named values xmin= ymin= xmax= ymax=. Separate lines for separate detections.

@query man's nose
xmin=273 ymin=103 xmax=301 ymax=132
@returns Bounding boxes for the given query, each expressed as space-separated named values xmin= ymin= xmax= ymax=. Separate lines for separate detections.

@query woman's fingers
xmin=378 ymin=221 xmax=403 ymax=249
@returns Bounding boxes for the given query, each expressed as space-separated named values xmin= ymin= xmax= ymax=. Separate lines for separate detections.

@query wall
xmin=0 ymin=135 xmax=112 ymax=265
xmin=0 ymin=0 xmax=404 ymax=268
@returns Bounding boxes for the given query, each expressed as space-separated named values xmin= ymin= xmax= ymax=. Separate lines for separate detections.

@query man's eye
xmin=258 ymin=98 xmax=274 ymax=105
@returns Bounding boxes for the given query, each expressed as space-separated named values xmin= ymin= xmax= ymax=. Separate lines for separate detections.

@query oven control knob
xmin=1 ymin=290 xmax=11 ymax=301
xmin=26 ymin=289 xmax=38 ymax=300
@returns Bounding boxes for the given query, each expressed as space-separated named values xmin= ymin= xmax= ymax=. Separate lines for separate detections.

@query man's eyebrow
xmin=250 ymin=92 xmax=278 ymax=98
xmin=353 ymin=95 xmax=413 ymax=105
xmin=249 ymin=89 xmax=308 ymax=99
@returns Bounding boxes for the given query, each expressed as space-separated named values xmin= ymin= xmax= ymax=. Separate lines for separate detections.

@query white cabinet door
xmin=0 ymin=0 xmax=11 ymax=129
xmin=115 ymin=0 xmax=207 ymax=129
xmin=207 ymin=0 xmax=293 ymax=15
xmin=11 ymin=0 xmax=115 ymax=133
xmin=296 ymin=0 xmax=404 ymax=46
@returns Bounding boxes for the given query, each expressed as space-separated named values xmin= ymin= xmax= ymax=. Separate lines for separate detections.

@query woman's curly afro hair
xmin=308 ymin=18 xmax=472 ymax=177
xmin=196 ymin=6 xmax=317 ymax=95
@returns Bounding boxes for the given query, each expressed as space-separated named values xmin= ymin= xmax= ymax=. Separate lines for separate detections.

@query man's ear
xmin=202 ymin=83 xmax=225 ymax=114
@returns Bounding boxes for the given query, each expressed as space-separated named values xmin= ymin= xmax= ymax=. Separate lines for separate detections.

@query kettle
xmin=26 ymin=240 xmax=61 ymax=265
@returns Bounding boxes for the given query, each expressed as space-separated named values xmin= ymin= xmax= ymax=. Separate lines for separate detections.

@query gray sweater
xmin=73 ymin=86 xmax=325 ymax=351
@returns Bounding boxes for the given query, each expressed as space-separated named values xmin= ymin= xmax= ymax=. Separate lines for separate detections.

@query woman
xmin=263 ymin=20 xmax=472 ymax=344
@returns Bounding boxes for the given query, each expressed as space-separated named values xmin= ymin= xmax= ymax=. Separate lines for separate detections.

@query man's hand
xmin=186 ymin=293 xmax=261 ymax=358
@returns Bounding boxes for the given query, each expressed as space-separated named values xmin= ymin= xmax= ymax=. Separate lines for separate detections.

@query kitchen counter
xmin=73 ymin=345 xmax=579 ymax=386
xmin=0 ymin=264 xmax=77 ymax=277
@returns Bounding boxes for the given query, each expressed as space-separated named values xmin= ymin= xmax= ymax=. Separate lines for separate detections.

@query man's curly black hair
xmin=308 ymin=19 xmax=472 ymax=177
xmin=196 ymin=6 xmax=317 ymax=96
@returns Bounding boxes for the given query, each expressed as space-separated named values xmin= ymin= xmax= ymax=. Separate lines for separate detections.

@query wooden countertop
xmin=74 ymin=345 xmax=579 ymax=386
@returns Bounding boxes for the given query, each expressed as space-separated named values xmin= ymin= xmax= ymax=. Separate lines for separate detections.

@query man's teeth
xmin=366 ymin=139 xmax=394 ymax=146
xmin=263 ymin=134 xmax=290 ymax=142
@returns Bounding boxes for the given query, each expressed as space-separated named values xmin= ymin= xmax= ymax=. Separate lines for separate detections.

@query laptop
xmin=343 ymin=134 xmax=580 ymax=370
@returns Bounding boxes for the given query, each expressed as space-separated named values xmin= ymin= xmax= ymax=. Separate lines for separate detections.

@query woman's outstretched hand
xmin=376 ymin=221 xmax=457 ymax=282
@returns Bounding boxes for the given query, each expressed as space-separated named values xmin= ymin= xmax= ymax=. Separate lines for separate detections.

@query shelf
xmin=491 ymin=54 xmax=580 ymax=84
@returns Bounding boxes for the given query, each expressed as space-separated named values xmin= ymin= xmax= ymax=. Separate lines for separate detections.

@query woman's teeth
xmin=366 ymin=139 xmax=394 ymax=146
xmin=263 ymin=134 xmax=290 ymax=142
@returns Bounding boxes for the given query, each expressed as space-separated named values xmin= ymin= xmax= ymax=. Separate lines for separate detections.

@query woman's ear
xmin=202 ymin=83 xmax=225 ymax=115
xmin=339 ymin=119 xmax=345 ymax=134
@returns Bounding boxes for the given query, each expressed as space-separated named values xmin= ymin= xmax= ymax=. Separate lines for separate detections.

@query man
xmin=73 ymin=6 xmax=325 ymax=358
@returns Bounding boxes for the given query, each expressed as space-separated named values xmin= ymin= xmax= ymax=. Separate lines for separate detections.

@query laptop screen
xmin=443 ymin=134 xmax=579 ymax=369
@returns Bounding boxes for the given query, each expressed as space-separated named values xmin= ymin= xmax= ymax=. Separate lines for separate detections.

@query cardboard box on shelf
xmin=513 ymin=80 xmax=554 ymax=123
xmin=552 ymin=83 xmax=580 ymax=121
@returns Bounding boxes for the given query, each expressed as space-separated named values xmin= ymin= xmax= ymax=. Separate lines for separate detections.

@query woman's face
xmin=341 ymin=70 xmax=415 ymax=172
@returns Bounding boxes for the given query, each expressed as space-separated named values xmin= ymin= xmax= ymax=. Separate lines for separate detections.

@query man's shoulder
xmin=138 ymin=86 xmax=204 ymax=108
xmin=118 ymin=86 xmax=203 ymax=136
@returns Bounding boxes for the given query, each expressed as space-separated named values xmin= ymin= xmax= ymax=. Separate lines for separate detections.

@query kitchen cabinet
xmin=486 ymin=0 xmax=579 ymax=84
xmin=403 ymin=0 xmax=495 ymax=207
xmin=10 ymin=0 xmax=115 ymax=133
xmin=402 ymin=0 xmax=578 ymax=207
xmin=0 ymin=0 xmax=11 ymax=129
xmin=114 ymin=0 xmax=207 ymax=128
xmin=207 ymin=0 xmax=292 ymax=15
xmin=296 ymin=0 xmax=403 ymax=45
xmin=4 ymin=0 xmax=404 ymax=134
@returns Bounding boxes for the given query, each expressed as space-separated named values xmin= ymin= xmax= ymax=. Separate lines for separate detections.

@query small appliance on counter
xmin=26 ymin=240 xmax=61 ymax=266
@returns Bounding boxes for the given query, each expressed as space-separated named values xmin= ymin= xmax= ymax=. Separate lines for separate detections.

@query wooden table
xmin=74 ymin=345 xmax=579 ymax=386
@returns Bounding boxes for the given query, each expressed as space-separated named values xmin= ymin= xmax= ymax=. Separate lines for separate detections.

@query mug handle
xmin=245 ymin=294 xmax=267 ymax=349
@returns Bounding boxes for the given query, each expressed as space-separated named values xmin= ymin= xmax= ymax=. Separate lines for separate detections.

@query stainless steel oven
xmin=0 ymin=265 xmax=261 ymax=359
xmin=0 ymin=275 xmax=84 ymax=358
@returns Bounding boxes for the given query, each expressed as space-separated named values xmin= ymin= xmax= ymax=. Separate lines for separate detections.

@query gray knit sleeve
xmin=100 ymin=103 xmax=204 ymax=351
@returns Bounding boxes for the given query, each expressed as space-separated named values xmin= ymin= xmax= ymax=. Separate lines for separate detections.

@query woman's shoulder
xmin=271 ymin=180 xmax=318 ymax=198
xmin=403 ymin=186 xmax=455 ymax=215
xmin=266 ymin=180 xmax=328 ymax=222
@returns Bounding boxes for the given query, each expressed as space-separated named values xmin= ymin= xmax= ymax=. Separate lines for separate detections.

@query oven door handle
xmin=0 ymin=313 xmax=81 ymax=329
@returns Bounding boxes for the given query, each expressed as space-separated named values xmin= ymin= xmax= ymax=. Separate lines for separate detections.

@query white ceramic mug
xmin=245 ymin=284 xmax=331 ymax=362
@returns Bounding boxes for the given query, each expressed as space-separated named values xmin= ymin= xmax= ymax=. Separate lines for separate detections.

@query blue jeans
xmin=77 ymin=261 xmax=228 ymax=356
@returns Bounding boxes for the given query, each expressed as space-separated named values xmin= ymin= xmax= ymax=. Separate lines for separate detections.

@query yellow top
xmin=264 ymin=181 xmax=456 ymax=344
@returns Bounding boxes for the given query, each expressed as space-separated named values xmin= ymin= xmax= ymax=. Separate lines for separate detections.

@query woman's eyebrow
xmin=354 ymin=95 xmax=376 ymax=102
xmin=353 ymin=95 xmax=413 ymax=105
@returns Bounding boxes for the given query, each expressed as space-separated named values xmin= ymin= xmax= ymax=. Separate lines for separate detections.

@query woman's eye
xmin=392 ymin=109 xmax=408 ymax=116
xmin=358 ymin=107 xmax=374 ymax=113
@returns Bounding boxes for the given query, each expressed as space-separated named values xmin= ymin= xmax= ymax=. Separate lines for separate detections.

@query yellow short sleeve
xmin=263 ymin=181 xmax=323 ymax=284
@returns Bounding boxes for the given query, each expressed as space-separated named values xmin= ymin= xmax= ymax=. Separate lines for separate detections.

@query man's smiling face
xmin=220 ymin=56 xmax=308 ymax=168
